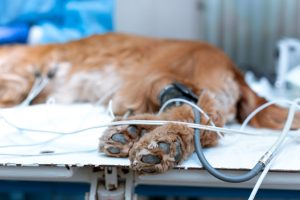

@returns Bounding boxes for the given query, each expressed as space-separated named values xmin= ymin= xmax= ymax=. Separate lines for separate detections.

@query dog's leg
xmin=99 ymin=74 xmax=200 ymax=157
xmin=100 ymin=90 xmax=225 ymax=174
xmin=99 ymin=75 xmax=177 ymax=157
xmin=0 ymin=70 xmax=34 ymax=107
xmin=128 ymin=90 xmax=225 ymax=173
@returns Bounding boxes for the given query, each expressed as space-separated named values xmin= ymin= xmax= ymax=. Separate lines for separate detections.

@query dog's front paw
xmin=99 ymin=114 xmax=160 ymax=157
xmin=129 ymin=125 xmax=189 ymax=174
xmin=99 ymin=124 xmax=148 ymax=157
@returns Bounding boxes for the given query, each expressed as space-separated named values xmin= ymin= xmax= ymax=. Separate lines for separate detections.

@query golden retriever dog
xmin=0 ymin=33 xmax=299 ymax=173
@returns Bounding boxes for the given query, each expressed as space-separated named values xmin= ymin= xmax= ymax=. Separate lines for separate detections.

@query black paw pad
xmin=174 ymin=139 xmax=182 ymax=162
xmin=141 ymin=168 xmax=157 ymax=174
xmin=111 ymin=133 xmax=128 ymax=144
xmin=127 ymin=126 xmax=138 ymax=138
xmin=107 ymin=147 xmax=120 ymax=154
xmin=158 ymin=142 xmax=170 ymax=154
xmin=141 ymin=154 xmax=161 ymax=164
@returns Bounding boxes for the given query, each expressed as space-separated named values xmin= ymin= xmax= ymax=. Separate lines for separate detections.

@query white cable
xmin=0 ymin=121 xmax=228 ymax=149
xmin=159 ymin=98 xmax=223 ymax=137
xmin=248 ymin=154 xmax=276 ymax=200
xmin=19 ymin=76 xmax=49 ymax=107
xmin=107 ymin=100 xmax=115 ymax=119
xmin=159 ymin=97 xmax=300 ymax=199
xmin=0 ymin=118 xmax=278 ymax=151
xmin=266 ymin=100 xmax=298 ymax=156
xmin=241 ymin=99 xmax=300 ymax=130
xmin=0 ymin=110 xmax=299 ymax=150
xmin=247 ymin=99 xmax=299 ymax=200
xmin=160 ymin=97 xmax=299 ymax=200
xmin=0 ymin=98 xmax=299 ymax=165
xmin=0 ymin=99 xmax=300 ymax=149
xmin=20 ymin=78 xmax=43 ymax=105
xmin=0 ymin=117 xmax=279 ymax=137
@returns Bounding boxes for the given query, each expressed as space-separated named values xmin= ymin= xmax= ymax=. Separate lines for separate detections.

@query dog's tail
xmin=235 ymin=69 xmax=300 ymax=130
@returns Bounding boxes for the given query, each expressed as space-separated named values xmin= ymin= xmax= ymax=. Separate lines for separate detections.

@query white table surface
xmin=0 ymin=103 xmax=299 ymax=172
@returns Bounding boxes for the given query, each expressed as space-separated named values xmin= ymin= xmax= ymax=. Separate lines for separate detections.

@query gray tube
xmin=193 ymin=108 xmax=264 ymax=183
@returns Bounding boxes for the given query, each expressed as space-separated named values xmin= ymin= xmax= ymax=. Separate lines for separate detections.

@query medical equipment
xmin=275 ymin=38 xmax=300 ymax=98
xmin=1 ymin=76 xmax=300 ymax=200
xmin=20 ymin=67 xmax=57 ymax=106
xmin=0 ymin=100 xmax=299 ymax=200
xmin=158 ymin=83 xmax=299 ymax=183
xmin=160 ymin=97 xmax=299 ymax=199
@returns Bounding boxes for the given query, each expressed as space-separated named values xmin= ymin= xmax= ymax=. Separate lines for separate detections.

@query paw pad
xmin=127 ymin=126 xmax=138 ymax=138
xmin=158 ymin=142 xmax=170 ymax=154
xmin=141 ymin=154 xmax=161 ymax=164
xmin=107 ymin=146 xmax=121 ymax=154
xmin=174 ymin=139 xmax=182 ymax=162
xmin=111 ymin=133 xmax=128 ymax=144
xmin=141 ymin=168 xmax=157 ymax=174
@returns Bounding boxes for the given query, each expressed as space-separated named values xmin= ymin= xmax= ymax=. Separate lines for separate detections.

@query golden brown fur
xmin=1 ymin=33 xmax=299 ymax=173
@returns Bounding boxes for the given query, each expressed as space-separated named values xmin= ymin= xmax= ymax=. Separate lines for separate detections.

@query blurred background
xmin=1 ymin=0 xmax=300 ymax=199
xmin=2 ymin=0 xmax=300 ymax=82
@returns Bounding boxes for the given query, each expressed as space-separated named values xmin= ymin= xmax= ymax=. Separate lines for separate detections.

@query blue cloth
xmin=0 ymin=0 xmax=114 ymax=44
xmin=0 ymin=24 xmax=29 ymax=44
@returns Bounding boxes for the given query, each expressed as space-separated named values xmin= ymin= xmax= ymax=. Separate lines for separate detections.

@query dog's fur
xmin=1 ymin=33 xmax=299 ymax=173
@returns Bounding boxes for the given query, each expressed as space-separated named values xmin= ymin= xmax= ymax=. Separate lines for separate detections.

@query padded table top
xmin=0 ymin=104 xmax=299 ymax=172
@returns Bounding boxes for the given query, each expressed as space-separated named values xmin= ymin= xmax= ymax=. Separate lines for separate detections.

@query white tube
xmin=159 ymin=98 xmax=223 ymax=137
xmin=248 ymin=99 xmax=299 ymax=200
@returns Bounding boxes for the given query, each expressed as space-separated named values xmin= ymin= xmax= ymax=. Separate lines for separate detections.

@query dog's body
xmin=1 ymin=33 xmax=299 ymax=173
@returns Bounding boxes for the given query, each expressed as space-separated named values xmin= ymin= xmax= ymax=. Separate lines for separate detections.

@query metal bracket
xmin=105 ymin=167 xmax=118 ymax=190
xmin=88 ymin=167 xmax=136 ymax=200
